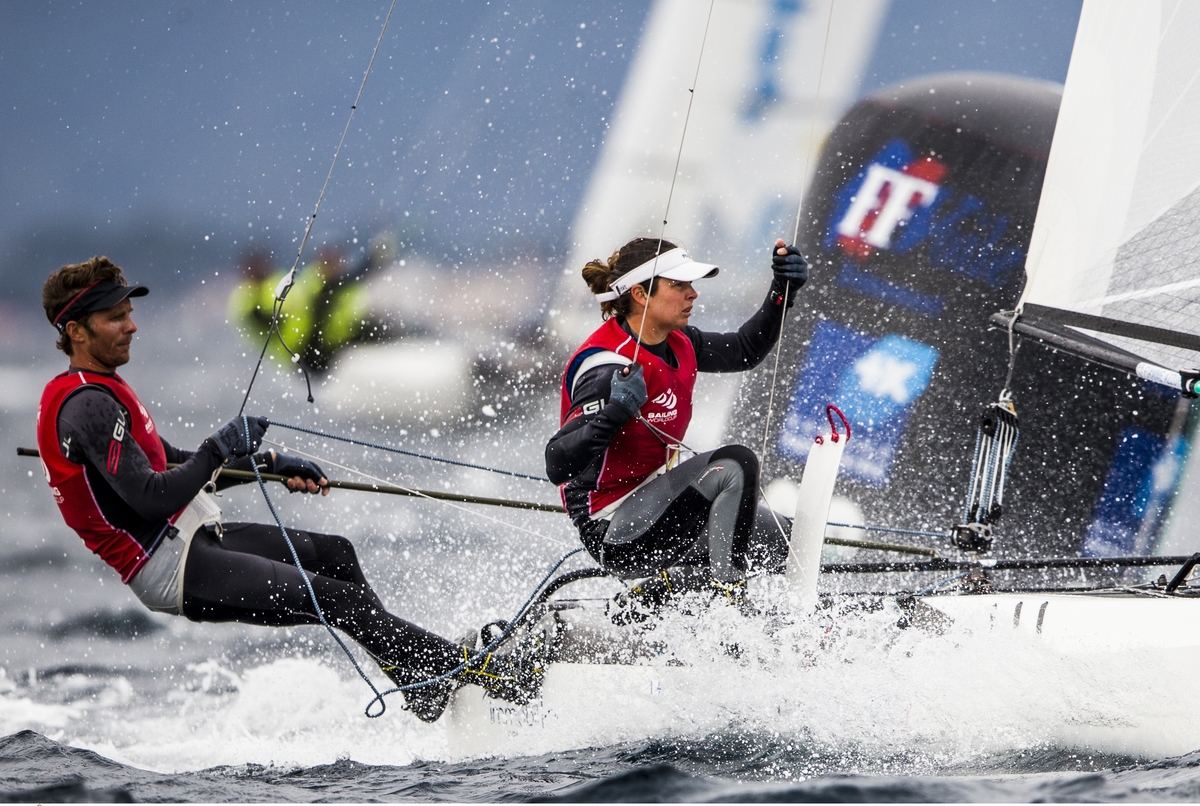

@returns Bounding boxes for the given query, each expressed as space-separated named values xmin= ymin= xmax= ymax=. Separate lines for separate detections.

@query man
xmin=38 ymin=255 xmax=542 ymax=722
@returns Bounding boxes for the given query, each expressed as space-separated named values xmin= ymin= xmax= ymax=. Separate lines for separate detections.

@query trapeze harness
xmin=557 ymin=319 xmax=765 ymax=580
xmin=560 ymin=317 xmax=697 ymax=516
xmin=37 ymin=370 xmax=220 ymax=613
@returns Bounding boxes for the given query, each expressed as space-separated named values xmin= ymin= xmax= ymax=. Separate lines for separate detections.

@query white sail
xmin=548 ymin=0 xmax=889 ymax=351
xmin=1019 ymin=0 xmax=1200 ymax=380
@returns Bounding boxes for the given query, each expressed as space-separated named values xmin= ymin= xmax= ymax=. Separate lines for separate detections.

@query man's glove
xmin=609 ymin=364 xmax=647 ymax=418
xmin=771 ymin=242 xmax=809 ymax=307
xmin=271 ymin=452 xmax=327 ymax=491
xmin=210 ymin=415 xmax=268 ymax=460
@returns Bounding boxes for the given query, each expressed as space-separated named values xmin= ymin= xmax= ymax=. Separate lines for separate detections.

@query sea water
xmin=3 ymin=292 xmax=1200 ymax=802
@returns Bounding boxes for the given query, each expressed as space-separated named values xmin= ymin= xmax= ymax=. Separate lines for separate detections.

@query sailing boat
xmin=789 ymin=0 xmax=1200 ymax=674
xmin=443 ymin=0 xmax=1200 ymax=756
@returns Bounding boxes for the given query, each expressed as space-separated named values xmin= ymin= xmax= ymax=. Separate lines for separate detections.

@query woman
xmin=546 ymin=237 xmax=808 ymax=607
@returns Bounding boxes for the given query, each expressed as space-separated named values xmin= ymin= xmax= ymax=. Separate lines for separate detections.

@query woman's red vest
xmin=36 ymin=370 xmax=173 ymax=582
xmin=559 ymin=318 xmax=697 ymax=515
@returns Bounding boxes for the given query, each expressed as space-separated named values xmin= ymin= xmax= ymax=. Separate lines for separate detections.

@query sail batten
xmin=1016 ymin=0 xmax=1200 ymax=391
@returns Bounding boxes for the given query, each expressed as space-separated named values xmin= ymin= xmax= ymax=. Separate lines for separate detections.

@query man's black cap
xmin=51 ymin=279 xmax=149 ymax=332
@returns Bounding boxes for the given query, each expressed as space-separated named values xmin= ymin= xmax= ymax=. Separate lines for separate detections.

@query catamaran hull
xmin=917 ymin=591 xmax=1200 ymax=652
xmin=443 ymin=591 xmax=1200 ymax=758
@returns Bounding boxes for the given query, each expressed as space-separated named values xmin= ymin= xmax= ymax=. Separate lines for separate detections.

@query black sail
xmin=728 ymin=73 xmax=1185 ymax=558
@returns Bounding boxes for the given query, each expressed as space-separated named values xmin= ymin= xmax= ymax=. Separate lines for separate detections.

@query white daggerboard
xmin=786 ymin=406 xmax=850 ymax=609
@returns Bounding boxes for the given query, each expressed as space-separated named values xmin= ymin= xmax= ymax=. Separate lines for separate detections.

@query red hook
xmin=826 ymin=405 xmax=851 ymax=443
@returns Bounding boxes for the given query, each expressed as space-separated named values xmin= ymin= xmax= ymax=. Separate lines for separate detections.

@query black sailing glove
xmin=209 ymin=415 xmax=268 ymax=460
xmin=770 ymin=242 xmax=809 ymax=308
xmin=270 ymin=452 xmax=327 ymax=491
xmin=609 ymin=364 xmax=647 ymax=419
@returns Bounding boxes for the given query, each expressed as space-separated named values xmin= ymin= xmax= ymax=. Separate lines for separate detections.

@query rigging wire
xmin=261 ymin=436 xmax=571 ymax=548
xmin=631 ymin=0 xmax=718 ymax=366
xmin=238 ymin=0 xmax=399 ymax=416
xmin=759 ymin=0 xmax=837 ymax=459
xmin=265 ymin=418 xmax=549 ymax=481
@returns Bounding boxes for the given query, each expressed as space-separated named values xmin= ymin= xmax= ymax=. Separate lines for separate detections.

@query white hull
xmin=443 ymin=591 xmax=1200 ymax=759
xmin=918 ymin=591 xmax=1200 ymax=653
xmin=445 ymin=662 xmax=708 ymax=759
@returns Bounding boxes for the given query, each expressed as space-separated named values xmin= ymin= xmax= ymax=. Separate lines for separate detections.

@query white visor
xmin=594 ymin=247 xmax=719 ymax=302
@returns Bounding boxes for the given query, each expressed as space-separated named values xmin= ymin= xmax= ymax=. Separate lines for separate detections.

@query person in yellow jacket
xmin=228 ymin=245 xmax=379 ymax=373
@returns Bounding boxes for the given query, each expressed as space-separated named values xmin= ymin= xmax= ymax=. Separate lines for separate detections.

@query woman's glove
xmin=609 ymin=364 xmax=647 ymax=418
xmin=209 ymin=415 xmax=268 ymax=460
xmin=770 ymin=241 xmax=809 ymax=307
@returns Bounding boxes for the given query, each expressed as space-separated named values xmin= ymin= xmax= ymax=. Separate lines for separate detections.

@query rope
xmin=261 ymin=437 xmax=571 ymax=548
xmin=243 ymin=416 xmax=387 ymax=710
xmin=915 ymin=572 xmax=971 ymax=597
xmin=249 ymin=416 xmax=587 ymax=718
xmin=632 ymin=0 xmax=718 ymax=366
xmin=361 ymin=546 xmax=586 ymax=718
xmin=760 ymin=0 xmax=837 ymax=458
xmin=238 ymin=0 xmax=399 ymax=415
xmin=266 ymin=418 xmax=548 ymax=481
xmin=826 ymin=522 xmax=954 ymax=541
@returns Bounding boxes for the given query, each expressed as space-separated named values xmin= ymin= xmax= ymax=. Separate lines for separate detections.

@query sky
xmin=0 ymin=0 xmax=1082 ymax=307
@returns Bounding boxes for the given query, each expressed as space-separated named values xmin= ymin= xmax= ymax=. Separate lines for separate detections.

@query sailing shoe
xmin=709 ymin=578 xmax=748 ymax=606
xmin=608 ymin=570 xmax=679 ymax=625
xmin=381 ymin=664 xmax=457 ymax=723
xmin=459 ymin=610 xmax=561 ymax=705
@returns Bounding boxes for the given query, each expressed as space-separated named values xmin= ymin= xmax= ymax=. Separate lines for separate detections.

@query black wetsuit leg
xmin=589 ymin=445 xmax=761 ymax=581
xmin=181 ymin=523 xmax=459 ymax=680
xmin=746 ymin=503 xmax=791 ymax=574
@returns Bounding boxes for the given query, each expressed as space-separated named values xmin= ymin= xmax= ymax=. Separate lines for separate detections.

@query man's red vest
xmin=559 ymin=318 xmax=697 ymax=515
xmin=36 ymin=370 xmax=174 ymax=582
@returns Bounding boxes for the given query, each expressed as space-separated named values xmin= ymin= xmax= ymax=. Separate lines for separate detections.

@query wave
xmin=3 ymin=729 xmax=1200 ymax=803
xmin=45 ymin=608 xmax=165 ymax=641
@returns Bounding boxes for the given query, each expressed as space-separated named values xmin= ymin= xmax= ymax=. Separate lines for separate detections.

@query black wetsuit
xmin=545 ymin=282 xmax=795 ymax=580
xmin=55 ymin=374 xmax=459 ymax=681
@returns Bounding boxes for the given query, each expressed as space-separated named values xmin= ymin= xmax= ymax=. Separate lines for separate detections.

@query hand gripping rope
xmin=241 ymin=415 xmax=583 ymax=718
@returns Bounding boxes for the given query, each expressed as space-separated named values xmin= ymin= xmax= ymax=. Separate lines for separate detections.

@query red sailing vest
xmin=560 ymin=318 xmax=698 ymax=515
xmin=36 ymin=370 xmax=175 ymax=583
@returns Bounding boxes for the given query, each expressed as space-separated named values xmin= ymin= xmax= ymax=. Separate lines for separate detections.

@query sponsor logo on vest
xmin=646 ymin=388 xmax=678 ymax=424
xmin=137 ymin=402 xmax=153 ymax=433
